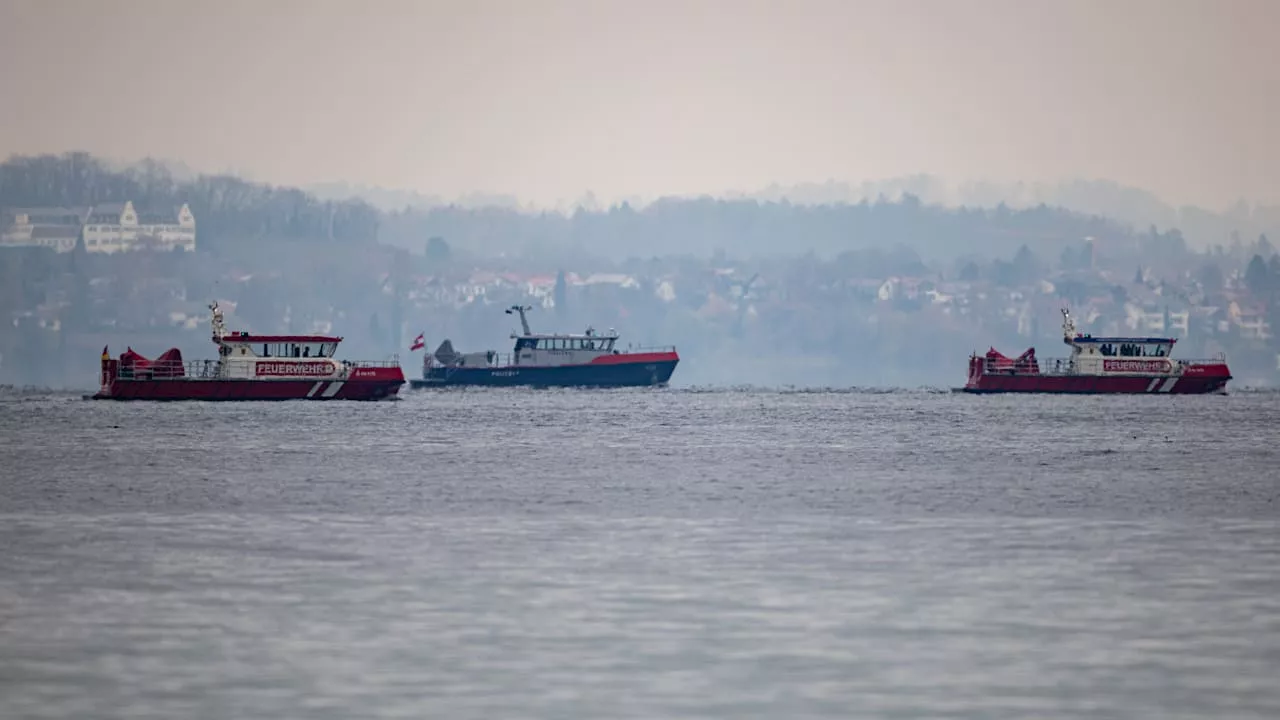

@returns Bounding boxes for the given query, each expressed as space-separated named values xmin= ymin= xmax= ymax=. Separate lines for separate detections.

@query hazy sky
xmin=2 ymin=0 xmax=1276 ymax=209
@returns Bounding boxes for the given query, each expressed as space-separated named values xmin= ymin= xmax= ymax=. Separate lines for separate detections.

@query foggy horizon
xmin=4 ymin=0 xmax=1279 ymax=211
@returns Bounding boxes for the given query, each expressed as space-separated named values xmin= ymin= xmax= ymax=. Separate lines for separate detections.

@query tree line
xmin=379 ymin=193 xmax=1144 ymax=262
xmin=0 ymin=152 xmax=381 ymax=251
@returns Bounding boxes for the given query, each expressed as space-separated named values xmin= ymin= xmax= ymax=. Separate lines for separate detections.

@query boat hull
xmin=410 ymin=355 xmax=678 ymax=388
xmin=90 ymin=375 xmax=405 ymax=401
xmin=960 ymin=372 xmax=1230 ymax=394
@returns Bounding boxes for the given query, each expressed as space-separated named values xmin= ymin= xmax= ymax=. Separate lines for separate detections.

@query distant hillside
xmin=304 ymin=174 xmax=1280 ymax=253
xmin=303 ymin=181 xmax=527 ymax=213
xmin=735 ymin=176 xmax=1280 ymax=251
xmin=379 ymin=193 xmax=1148 ymax=262
xmin=304 ymin=181 xmax=445 ymax=212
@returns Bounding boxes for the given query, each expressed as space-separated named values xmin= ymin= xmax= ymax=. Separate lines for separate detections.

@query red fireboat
xmin=91 ymin=302 xmax=405 ymax=401
xmin=958 ymin=307 xmax=1232 ymax=394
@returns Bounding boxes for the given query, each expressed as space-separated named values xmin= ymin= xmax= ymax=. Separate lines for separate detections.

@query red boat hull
xmin=92 ymin=371 xmax=405 ymax=401
xmin=961 ymin=370 xmax=1231 ymax=394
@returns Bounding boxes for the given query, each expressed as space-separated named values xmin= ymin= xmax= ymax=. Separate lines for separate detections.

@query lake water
xmin=2 ymin=387 xmax=1278 ymax=719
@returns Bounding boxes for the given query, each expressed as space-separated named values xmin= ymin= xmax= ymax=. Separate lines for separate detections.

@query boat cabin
xmin=217 ymin=333 xmax=341 ymax=359
xmin=501 ymin=305 xmax=617 ymax=366
xmin=203 ymin=301 xmax=346 ymax=379
xmin=428 ymin=305 xmax=625 ymax=369
xmin=1068 ymin=336 xmax=1175 ymax=359
xmin=210 ymin=301 xmax=342 ymax=359
xmin=513 ymin=333 xmax=617 ymax=354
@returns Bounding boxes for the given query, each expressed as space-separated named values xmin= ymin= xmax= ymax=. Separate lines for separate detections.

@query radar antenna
xmin=209 ymin=301 xmax=227 ymax=340
xmin=505 ymin=304 xmax=533 ymax=336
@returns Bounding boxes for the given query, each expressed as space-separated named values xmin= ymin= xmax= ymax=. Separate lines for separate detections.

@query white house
xmin=2 ymin=201 xmax=196 ymax=254
xmin=82 ymin=200 xmax=196 ymax=254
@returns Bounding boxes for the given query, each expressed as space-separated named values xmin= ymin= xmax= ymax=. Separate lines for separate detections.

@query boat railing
xmin=981 ymin=357 xmax=1075 ymax=376
xmin=115 ymin=358 xmax=404 ymax=380
xmin=983 ymin=354 xmax=1229 ymax=376
xmin=1037 ymin=358 xmax=1075 ymax=375
xmin=114 ymin=360 xmax=221 ymax=379
xmin=1181 ymin=353 xmax=1228 ymax=364
xmin=345 ymin=359 xmax=401 ymax=369
xmin=433 ymin=345 xmax=678 ymax=369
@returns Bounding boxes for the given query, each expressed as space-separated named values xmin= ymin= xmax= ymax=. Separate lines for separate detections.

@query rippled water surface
xmin=2 ymin=388 xmax=1279 ymax=719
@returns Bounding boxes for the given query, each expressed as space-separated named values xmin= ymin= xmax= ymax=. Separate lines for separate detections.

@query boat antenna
xmin=1061 ymin=306 xmax=1076 ymax=341
xmin=209 ymin=300 xmax=227 ymax=340
xmin=505 ymin=304 xmax=533 ymax=336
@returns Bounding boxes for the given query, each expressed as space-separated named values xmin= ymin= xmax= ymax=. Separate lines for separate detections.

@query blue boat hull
xmin=408 ymin=359 xmax=678 ymax=388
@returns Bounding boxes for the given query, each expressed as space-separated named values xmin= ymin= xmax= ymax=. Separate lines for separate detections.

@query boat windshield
xmin=255 ymin=342 xmax=338 ymax=358
xmin=517 ymin=336 xmax=615 ymax=352
xmin=1095 ymin=342 xmax=1171 ymax=358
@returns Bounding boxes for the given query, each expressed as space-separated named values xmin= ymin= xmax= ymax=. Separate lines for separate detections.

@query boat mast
xmin=210 ymin=301 xmax=227 ymax=341
xmin=506 ymin=304 xmax=533 ymax=336
xmin=1061 ymin=306 xmax=1076 ymax=343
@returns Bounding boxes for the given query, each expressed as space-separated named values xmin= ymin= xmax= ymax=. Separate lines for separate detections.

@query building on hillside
xmin=1 ymin=201 xmax=196 ymax=254
xmin=0 ymin=207 xmax=88 ymax=253
xmin=1124 ymin=303 xmax=1190 ymax=337
xmin=1227 ymin=301 xmax=1272 ymax=341
xmin=83 ymin=200 xmax=196 ymax=254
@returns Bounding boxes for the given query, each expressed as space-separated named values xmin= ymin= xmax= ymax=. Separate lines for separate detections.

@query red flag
xmin=409 ymin=333 xmax=425 ymax=352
